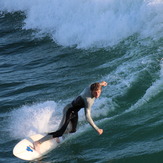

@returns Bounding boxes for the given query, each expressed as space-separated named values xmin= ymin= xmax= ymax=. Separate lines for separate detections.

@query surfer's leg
xmin=48 ymin=107 xmax=73 ymax=138
xmin=57 ymin=105 xmax=70 ymax=130
xmin=33 ymin=105 xmax=72 ymax=151
xmin=33 ymin=116 xmax=70 ymax=151
xmin=69 ymin=112 xmax=78 ymax=133
xmin=37 ymin=134 xmax=53 ymax=144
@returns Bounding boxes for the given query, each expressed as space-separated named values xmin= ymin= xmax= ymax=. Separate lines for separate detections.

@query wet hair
xmin=90 ymin=83 xmax=102 ymax=92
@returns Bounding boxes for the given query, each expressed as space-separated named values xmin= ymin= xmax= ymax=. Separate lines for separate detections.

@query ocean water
xmin=0 ymin=0 xmax=163 ymax=162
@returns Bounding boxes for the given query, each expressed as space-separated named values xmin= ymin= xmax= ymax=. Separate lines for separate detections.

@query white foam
xmin=0 ymin=0 xmax=162 ymax=48
xmin=8 ymin=101 xmax=61 ymax=139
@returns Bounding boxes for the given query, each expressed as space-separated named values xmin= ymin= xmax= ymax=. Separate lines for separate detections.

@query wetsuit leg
xmin=69 ymin=112 xmax=78 ymax=133
xmin=48 ymin=107 xmax=73 ymax=138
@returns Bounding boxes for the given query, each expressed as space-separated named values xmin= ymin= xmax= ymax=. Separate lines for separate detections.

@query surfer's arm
xmin=84 ymin=106 xmax=101 ymax=134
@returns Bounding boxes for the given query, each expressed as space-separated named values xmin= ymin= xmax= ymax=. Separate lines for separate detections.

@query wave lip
xmin=0 ymin=0 xmax=163 ymax=48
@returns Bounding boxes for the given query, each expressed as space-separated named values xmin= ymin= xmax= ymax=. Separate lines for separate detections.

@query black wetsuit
xmin=48 ymin=96 xmax=85 ymax=138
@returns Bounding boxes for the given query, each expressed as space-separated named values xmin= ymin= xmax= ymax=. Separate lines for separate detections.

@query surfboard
xmin=13 ymin=134 xmax=60 ymax=161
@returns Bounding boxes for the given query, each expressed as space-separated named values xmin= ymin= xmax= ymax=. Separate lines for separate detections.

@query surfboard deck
xmin=13 ymin=134 xmax=60 ymax=161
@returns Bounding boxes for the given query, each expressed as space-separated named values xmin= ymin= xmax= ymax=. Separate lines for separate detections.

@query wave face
xmin=0 ymin=0 xmax=163 ymax=48
xmin=0 ymin=0 xmax=163 ymax=163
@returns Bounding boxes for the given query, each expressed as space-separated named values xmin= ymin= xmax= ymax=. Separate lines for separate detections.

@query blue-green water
xmin=0 ymin=0 xmax=163 ymax=162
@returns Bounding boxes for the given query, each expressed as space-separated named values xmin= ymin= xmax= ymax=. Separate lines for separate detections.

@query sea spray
xmin=0 ymin=0 xmax=162 ymax=48
xmin=8 ymin=101 xmax=60 ymax=139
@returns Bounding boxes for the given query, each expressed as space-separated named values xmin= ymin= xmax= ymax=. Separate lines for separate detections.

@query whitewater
xmin=0 ymin=0 xmax=163 ymax=48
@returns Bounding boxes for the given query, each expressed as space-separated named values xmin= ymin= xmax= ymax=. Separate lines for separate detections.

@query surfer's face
xmin=92 ymin=89 xmax=101 ymax=98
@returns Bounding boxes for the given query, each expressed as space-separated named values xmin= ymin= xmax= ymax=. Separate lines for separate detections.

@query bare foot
xmin=33 ymin=141 xmax=41 ymax=153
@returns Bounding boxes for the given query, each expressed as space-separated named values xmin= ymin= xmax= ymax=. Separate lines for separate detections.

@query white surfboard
xmin=13 ymin=134 xmax=60 ymax=161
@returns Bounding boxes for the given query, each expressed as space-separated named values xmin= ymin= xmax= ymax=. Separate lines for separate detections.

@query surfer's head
xmin=90 ymin=83 xmax=102 ymax=98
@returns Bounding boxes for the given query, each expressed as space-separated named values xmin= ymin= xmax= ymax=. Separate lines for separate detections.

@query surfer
xmin=33 ymin=81 xmax=108 ymax=151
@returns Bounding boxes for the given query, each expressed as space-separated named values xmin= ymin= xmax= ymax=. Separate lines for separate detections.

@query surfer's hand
xmin=97 ymin=129 xmax=103 ymax=135
xmin=100 ymin=81 xmax=108 ymax=87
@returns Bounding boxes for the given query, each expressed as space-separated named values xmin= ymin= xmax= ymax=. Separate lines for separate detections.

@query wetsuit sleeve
xmin=84 ymin=105 xmax=99 ymax=132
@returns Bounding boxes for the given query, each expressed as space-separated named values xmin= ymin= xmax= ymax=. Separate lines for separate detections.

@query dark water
xmin=0 ymin=0 xmax=163 ymax=162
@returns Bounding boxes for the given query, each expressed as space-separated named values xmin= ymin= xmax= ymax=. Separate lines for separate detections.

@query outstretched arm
xmin=85 ymin=107 xmax=103 ymax=135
